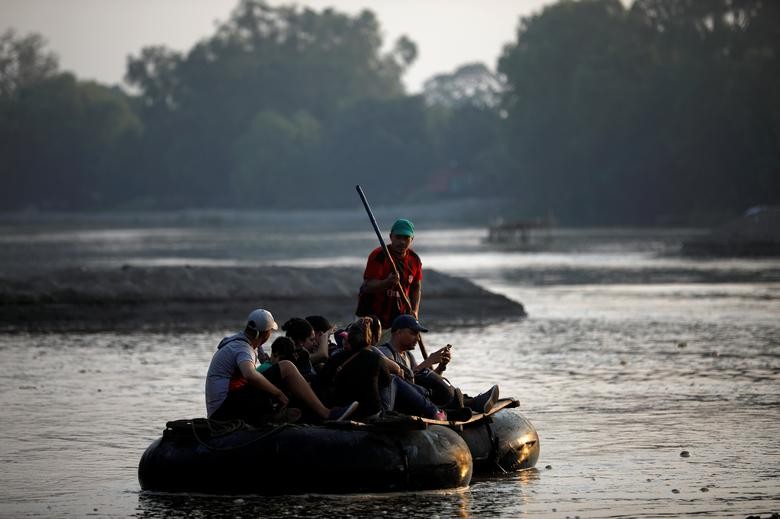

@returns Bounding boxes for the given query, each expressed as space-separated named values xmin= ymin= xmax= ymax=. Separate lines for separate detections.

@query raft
xmin=424 ymin=398 xmax=540 ymax=475
xmin=139 ymin=418 xmax=472 ymax=494
xmin=138 ymin=398 xmax=538 ymax=494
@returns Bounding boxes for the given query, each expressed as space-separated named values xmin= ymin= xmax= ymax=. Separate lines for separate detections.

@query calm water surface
xmin=0 ymin=213 xmax=778 ymax=518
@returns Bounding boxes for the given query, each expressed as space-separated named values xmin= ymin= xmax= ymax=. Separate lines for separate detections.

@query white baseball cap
xmin=246 ymin=308 xmax=278 ymax=332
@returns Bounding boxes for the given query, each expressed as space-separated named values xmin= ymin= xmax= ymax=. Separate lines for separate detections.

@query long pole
xmin=356 ymin=184 xmax=428 ymax=359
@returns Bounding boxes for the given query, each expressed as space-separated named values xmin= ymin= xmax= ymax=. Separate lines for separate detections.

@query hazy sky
xmin=1 ymin=0 xmax=557 ymax=93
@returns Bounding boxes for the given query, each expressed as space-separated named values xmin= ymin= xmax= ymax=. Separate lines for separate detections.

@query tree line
xmin=1 ymin=0 xmax=778 ymax=225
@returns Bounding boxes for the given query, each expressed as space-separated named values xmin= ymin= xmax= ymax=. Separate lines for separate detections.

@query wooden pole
xmin=355 ymin=184 xmax=428 ymax=359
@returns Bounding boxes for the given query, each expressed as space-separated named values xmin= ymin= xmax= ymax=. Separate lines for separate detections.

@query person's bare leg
xmin=277 ymin=360 xmax=329 ymax=418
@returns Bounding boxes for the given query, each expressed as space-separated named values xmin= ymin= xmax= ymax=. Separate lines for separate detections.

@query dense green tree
xmin=499 ymin=0 xmax=636 ymax=221
xmin=321 ymin=95 xmax=434 ymax=203
xmin=1 ymin=73 xmax=141 ymax=209
xmin=231 ymin=110 xmax=321 ymax=206
xmin=123 ymin=0 xmax=416 ymax=207
xmin=0 ymin=29 xmax=58 ymax=98
xmin=1 ymin=31 xmax=141 ymax=210
xmin=423 ymin=63 xmax=503 ymax=109
xmin=498 ymin=0 xmax=779 ymax=224
xmin=421 ymin=63 xmax=510 ymax=198
xmin=1 ymin=0 xmax=777 ymax=221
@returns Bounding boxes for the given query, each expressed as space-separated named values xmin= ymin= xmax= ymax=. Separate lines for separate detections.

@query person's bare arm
xmin=373 ymin=346 xmax=404 ymax=377
xmin=381 ymin=355 xmax=403 ymax=376
xmin=409 ymin=281 xmax=421 ymax=317
xmin=414 ymin=344 xmax=451 ymax=373
xmin=239 ymin=360 xmax=289 ymax=406
xmin=362 ymin=272 xmax=399 ymax=293
xmin=309 ymin=328 xmax=332 ymax=364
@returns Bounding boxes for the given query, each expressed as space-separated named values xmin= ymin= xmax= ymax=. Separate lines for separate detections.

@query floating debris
xmin=545 ymin=465 xmax=552 ymax=470
xmin=680 ymin=451 xmax=691 ymax=458
xmin=677 ymin=341 xmax=687 ymax=348
xmin=672 ymin=489 xmax=680 ymax=494
xmin=700 ymin=487 xmax=709 ymax=492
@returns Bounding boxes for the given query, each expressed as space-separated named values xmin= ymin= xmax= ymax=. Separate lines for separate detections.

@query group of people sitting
xmin=205 ymin=308 xmax=500 ymax=425
xmin=205 ymin=216 xmax=500 ymax=425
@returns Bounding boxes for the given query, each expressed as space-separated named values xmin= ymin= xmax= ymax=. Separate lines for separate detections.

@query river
xmin=0 ymin=211 xmax=778 ymax=518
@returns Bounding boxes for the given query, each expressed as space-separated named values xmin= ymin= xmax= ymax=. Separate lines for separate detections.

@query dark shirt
xmin=377 ymin=342 xmax=417 ymax=381
xmin=319 ymin=348 xmax=391 ymax=418
xmin=294 ymin=348 xmax=315 ymax=382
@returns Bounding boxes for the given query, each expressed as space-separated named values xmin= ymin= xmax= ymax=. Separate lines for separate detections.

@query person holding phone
xmin=377 ymin=314 xmax=499 ymax=414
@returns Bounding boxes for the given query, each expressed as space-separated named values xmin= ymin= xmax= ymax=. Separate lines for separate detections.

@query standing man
xmin=357 ymin=218 xmax=422 ymax=330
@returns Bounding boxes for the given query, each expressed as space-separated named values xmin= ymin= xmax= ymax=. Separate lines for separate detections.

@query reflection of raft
xmin=138 ymin=398 xmax=538 ymax=495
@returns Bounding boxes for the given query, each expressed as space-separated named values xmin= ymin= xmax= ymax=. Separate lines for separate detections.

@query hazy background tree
xmin=0 ymin=30 xmax=141 ymax=210
xmin=498 ymin=0 xmax=780 ymax=224
xmin=0 ymin=29 xmax=58 ymax=98
xmin=423 ymin=63 xmax=508 ymax=198
xmin=1 ymin=0 xmax=777 ymax=224
xmin=423 ymin=62 xmax=503 ymax=109
xmin=121 ymin=0 xmax=417 ymax=207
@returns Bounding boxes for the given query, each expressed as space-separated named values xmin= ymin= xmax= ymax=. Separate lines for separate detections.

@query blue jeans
xmin=380 ymin=375 xmax=439 ymax=418
xmin=414 ymin=368 xmax=455 ymax=407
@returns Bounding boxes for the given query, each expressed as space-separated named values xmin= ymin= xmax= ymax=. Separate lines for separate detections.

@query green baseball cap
xmin=390 ymin=218 xmax=415 ymax=237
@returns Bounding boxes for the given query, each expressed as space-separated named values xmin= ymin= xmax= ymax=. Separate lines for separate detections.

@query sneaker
xmin=466 ymin=384 xmax=499 ymax=414
xmin=328 ymin=401 xmax=359 ymax=422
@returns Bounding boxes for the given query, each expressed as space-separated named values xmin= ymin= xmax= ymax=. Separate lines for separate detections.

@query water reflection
xmin=135 ymin=473 xmax=554 ymax=519
xmin=136 ymin=487 xmax=481 ymax=519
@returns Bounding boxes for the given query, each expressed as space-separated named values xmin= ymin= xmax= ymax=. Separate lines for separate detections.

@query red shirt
xmin=357 ymin=246 xmax=423 ymax=328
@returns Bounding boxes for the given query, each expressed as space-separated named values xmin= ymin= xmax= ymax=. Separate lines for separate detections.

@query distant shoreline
xmin=0 ymin=265 xmax=526 ymax=332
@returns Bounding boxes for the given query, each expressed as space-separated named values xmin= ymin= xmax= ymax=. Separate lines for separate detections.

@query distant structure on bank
xmin=682 ymin=206 xmax=780 ymax=256
xmin=486 ymin=214 xmax=555 ymax=248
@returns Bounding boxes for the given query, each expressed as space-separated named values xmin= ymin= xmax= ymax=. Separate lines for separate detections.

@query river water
xmin=0 ymin=212 xmax=778 ymax=518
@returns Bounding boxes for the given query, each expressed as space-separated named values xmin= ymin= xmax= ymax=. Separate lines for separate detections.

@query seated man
xmin=318 ymin=317 xmax=460 ymax=421
xmin=377 ymin=314 xmax=499 ymax=414
xmin=205 ymin=308 xmax=358 ymax=426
